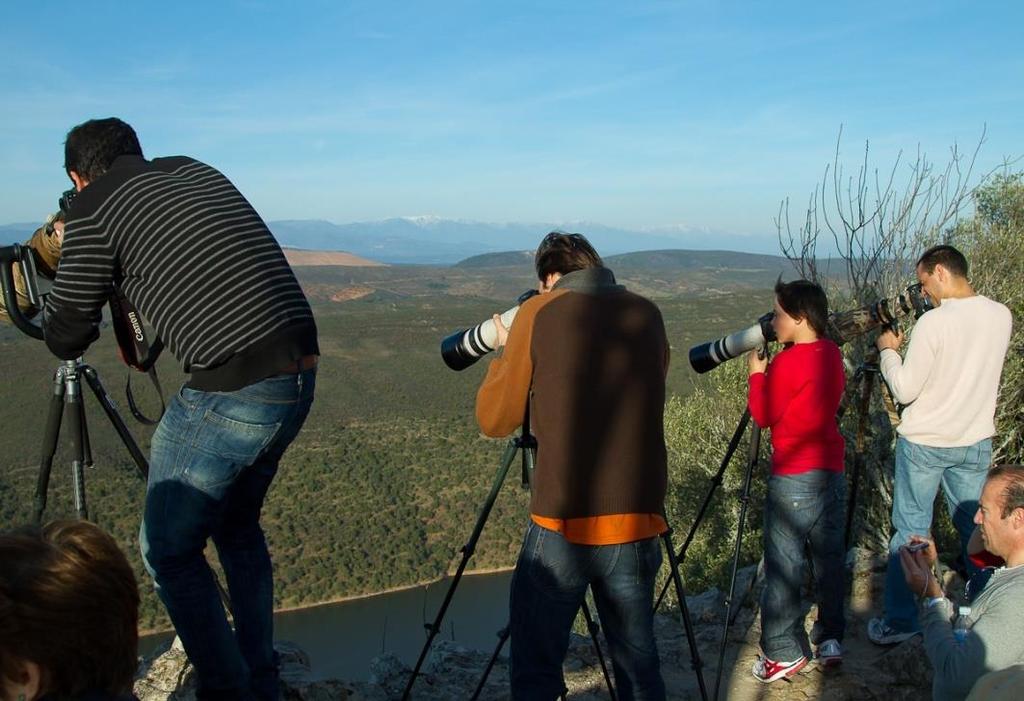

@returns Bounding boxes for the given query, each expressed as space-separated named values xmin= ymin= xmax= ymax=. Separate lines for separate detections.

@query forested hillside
xmin=0 ymin=271 xmax=771 ymax=631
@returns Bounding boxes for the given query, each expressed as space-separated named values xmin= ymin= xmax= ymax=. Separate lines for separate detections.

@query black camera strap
xmin=108 ymin=284 xmax=165 ymax=425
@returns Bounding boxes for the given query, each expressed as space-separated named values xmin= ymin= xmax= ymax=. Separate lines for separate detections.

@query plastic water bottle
xmin=953 ymin=606 xmax=971 ymax=645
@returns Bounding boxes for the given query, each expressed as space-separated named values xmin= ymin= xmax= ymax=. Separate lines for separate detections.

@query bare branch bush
xmin=776 ymin=125 xmax=986 ymax=306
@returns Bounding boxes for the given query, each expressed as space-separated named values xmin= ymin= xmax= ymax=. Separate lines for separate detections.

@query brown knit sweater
xmin=475 ymin=267 xmax=669 ymax=519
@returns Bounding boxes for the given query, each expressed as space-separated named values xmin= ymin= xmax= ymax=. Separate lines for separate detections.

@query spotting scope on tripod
xmin=688 ymin=282 xmax=933 ymax=373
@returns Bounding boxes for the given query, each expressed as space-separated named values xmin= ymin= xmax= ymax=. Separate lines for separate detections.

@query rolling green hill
xmin=454 ymin=250 xmax=535 ymax=268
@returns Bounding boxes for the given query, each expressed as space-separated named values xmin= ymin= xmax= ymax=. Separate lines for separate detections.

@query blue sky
xmin=1 ymin=1 xmax=1020 ymax=243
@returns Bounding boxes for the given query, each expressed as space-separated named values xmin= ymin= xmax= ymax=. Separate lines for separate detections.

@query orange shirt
xmin=531 ymin=512 xmax=667 ymax=546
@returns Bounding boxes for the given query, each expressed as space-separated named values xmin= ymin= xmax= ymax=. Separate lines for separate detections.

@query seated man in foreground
xmin=900 ymin=464 xmax=1024 ymax=701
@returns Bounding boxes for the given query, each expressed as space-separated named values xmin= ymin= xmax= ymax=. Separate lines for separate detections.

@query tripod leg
xmin=580 ymin=599 xmax=618 ymax=701
xmin=661 ymin=528 xmax=709 ymax=701
xmin=844 ymin=367 xmax=874 ymax=549
xmin=713 ymin=423 xmax=761 ymax=701
xmin=655 ymin=410 xmax=751 ymax=612
xmin=402 ymin=438 xmax=521 ymax=701
xmin=35 ymin=369 xmax=67 ymax=524
xmin=65 ymin=374 xmax=89 ymax=520
xmin=471 ymin=625 xmax=510 ymax=701
xmin=82 ymin=366 xmax=150 ymax=481
xmin=79 ymin=388 xmax=93 ymax=469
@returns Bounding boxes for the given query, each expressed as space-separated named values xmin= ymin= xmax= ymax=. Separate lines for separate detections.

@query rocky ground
xmin=135 ymin=548 xmax=940 ymax=700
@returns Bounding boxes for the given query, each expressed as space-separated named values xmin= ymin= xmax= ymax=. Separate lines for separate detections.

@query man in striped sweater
xmin=43 ymin=118 xmax=318 ymax=701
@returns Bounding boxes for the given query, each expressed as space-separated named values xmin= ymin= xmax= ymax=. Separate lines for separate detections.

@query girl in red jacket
xmin=747 ymin=279 xmax=846 ymax=683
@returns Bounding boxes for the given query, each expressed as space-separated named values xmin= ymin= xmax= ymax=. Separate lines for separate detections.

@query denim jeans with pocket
xmin=760 ymin=469 xmax=846 ymax=661
xmin=883 ymin=436 xmax=990 ymax=633
xmin=509 ymin=521 xmax=666 ymax=701
xmin=140 ymin=368 xmax=315 ymax=701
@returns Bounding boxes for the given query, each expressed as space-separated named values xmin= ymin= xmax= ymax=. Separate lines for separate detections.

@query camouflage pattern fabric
xmin=0 ymin=213 xmax=62 ymax=323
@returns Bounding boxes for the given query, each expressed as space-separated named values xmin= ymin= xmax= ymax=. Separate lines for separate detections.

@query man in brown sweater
xmin=476 ymin=232 xmax=670 ymax=701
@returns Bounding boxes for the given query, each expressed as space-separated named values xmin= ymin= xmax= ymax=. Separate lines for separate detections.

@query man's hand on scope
xmin=876 ymin=326 xmax=904 ymax=352
xmin=52 ymin=219 xmax=65 ymax=246
xmin=491 ymin=314 xmax=509 ymax=349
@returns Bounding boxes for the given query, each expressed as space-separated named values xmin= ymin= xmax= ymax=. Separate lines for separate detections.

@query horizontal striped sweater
xmin=44 ymin=155 xmax=318 ymax=390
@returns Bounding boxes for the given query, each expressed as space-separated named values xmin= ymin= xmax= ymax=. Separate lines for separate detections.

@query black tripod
xmin=34 ymin=357 xmax=150 ymax=522
xmin=402 ymin=423 xmax=618 ymax=700
xmin=653 ymin=406 xmax=764 ymax=701
xmin=403 ymin=419 xmax=711 ymax=701
xmin=839 ymin=346 xmax=900 ymax=548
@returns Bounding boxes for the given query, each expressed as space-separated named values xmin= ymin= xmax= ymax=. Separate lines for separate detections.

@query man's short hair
xmin=774 ymin=277 xmax=830 ymax=337
xmin=0 ymin=520 xmax=139 ymax=696
xmin=535 ymin=231 xmax=603 ymax=281
xmin=988 ymin=464 xmax=1024 ymax=519
xmin=64 ymin=117 xmax=143 ymax=182
xmin=917 ymin=244 xmax=969 ymax=278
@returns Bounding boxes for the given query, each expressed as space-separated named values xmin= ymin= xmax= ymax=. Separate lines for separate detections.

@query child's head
xmin=772 ymin=278 xmax=829 ymax=343
xmin=0 ymin=520 xmax=139 ymax=700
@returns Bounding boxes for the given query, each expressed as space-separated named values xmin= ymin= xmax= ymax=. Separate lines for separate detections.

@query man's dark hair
xmin=775 ymin=278 xmax=830 ymax=337
xmin=988 ymin=464 xmax=1024 ymax=519
xmin=535 ymin=231 xmax=603 ymax=281
xmin=64 ymin=118 xmax=143 ymax=182
xmin=917 ymin=244 xmax=969 ymax=278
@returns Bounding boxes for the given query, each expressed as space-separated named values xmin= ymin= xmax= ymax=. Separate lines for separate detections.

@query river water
xmin=139 ymin=569 xmax=515 ymax=681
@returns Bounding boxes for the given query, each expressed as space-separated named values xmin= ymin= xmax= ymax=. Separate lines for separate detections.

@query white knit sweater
xmin=880 ymin=295 xmax=1012 ymax=447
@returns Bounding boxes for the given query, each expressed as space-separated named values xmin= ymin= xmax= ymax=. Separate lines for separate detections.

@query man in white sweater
xmin=899 ymin=464 xmax=1024 ymax=700
xmin=868 ymin=245 xmax=1013 ymax=645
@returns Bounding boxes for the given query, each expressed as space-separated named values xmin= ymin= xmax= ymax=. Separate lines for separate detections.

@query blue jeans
xmin=761 ymin=469 xmax=846 ymax=661
xmin=883 ymin=437 xmax=990 ymax=633
xmin=140 ymin=369 xmax=316 ymax=701
xmin=509 ymin=522 xmax=665 ymax=701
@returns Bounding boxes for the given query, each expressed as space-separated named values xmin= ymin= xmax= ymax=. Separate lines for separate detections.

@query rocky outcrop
xmin=135 ymin=638 xmax=377 ymax=701
xmin=136 ymin=552 xmax=944 ymax=700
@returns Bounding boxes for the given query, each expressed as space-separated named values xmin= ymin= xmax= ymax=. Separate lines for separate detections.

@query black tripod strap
xmin=126 ymin=366 xmax=166 ymax=426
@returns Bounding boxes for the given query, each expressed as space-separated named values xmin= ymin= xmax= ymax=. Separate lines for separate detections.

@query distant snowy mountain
xmin=267 ymin=217 xmax=775 ymax=264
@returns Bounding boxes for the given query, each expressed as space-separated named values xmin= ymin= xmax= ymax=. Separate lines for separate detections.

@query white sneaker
xmin=817 ymin=638 xmax=842 ymax=668
xmin=867 ymin=617 xmax=919 ymax=645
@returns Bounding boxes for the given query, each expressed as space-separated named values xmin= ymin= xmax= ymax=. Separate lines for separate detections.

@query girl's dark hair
xmin=64 ymin=117 xmax=143 ymax=182
xmin=0 ymin=520 xmax=139 ymax=696
xmin=775 ymin=278 xmax=830 ymax=337
xmin=535 ymin=231 xmax=603 ymax=280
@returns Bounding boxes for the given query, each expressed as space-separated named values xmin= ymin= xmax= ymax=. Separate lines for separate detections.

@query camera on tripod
xmin=688 ymin=282 xmax=933 ymax=373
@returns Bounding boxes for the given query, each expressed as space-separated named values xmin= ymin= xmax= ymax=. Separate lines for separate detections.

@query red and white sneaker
xmin=751 ymin=654 xmax=808 ymax=683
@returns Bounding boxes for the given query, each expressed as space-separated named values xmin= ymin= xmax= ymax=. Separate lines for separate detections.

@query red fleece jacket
xmin=747 ymin=339 xmax=846 ymax=475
